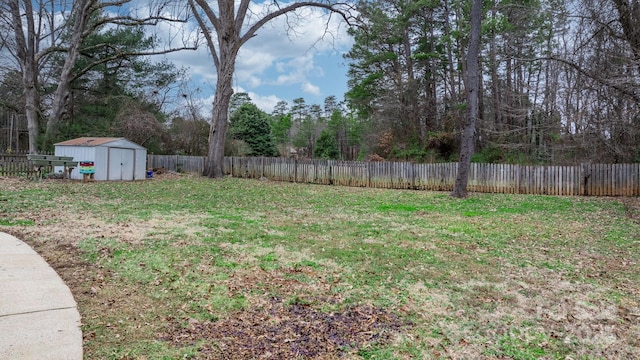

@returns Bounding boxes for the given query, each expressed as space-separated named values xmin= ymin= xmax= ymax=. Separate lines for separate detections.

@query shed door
xmin=108 ymin=148 xmax=135 ymax=181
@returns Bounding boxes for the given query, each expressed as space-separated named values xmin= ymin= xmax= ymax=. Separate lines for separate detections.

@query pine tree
xmin=229 ymin=103 xmax=278 ymax=157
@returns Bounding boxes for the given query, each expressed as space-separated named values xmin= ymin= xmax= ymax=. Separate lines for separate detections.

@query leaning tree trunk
xmin=451 ymin=0 xmax=482 ymax=198
xmin=44 ymin=27 xmax=85 ymax=144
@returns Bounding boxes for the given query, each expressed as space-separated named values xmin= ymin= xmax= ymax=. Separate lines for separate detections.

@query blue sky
xmin=159 ymin=4 xmax=354 ymax=115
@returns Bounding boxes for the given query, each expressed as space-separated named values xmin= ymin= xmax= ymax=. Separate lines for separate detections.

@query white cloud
xmin=301 ymin=82 xmax=320 ymax=96
xmin=267 ymin=53 xmax=325 ymax=99
xmin=195 ymin=93 xmax=216 ymax=119
xmin=193 ymin=87 xmax=282 ymax=117
xmin=235 ymin=48 xmax=277 ymax=85
xmin=248 ymin=93 xmax=283 ymax=113
xmin=245 ymin=76 xmax=262 ymax=88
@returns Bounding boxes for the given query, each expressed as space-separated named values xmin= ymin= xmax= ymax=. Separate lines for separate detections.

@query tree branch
xmin=69 ymin=45 xmax=198 ymax=83
xmin=192 ymin=0 xmax=223 ymax=31
xmin=189 ymin=0 xmax=220 ymax=69
xmin=537 ymin=55 xmax=640 ymax=103
xmin=235 ymin=0 xmax=252 ymax=35
xmin=241 ymin=1 xmax=353 ymax=45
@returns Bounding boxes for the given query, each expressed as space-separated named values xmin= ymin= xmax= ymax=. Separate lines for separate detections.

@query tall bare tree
xmin=4 ymin=0 xmax=39 ymax=152
xmin=188 ymin=0 xmax=351 ymax=178
xmin=1 ymin=0 xmax=194 ymax=153
xmin=451 ymin=0 xmax=482 ymax=198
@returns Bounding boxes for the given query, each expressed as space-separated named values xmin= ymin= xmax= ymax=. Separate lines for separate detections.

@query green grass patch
xmin=487 ymin=328 xmax=565 ymax=359
xmin=1 ymin=177 xmax=638 ymax=359
xmin=0 ymin=218 xmax=35 ymax=226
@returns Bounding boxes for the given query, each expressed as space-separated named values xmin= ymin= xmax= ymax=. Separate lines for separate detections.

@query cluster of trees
xmin=2 ymin=0 xmax=640 ymax=188
xmin=222 ymin=0 xmax=640 ymax=169
xmin=0 ymin=0 xmax=352 ymax=177
xmin=227 ymin=0 xmax=640 ymax=170
xmin=344 ymin=0 xmax=640 ymax=165
xmin=226 ymin=93 xmax=362 ymax=160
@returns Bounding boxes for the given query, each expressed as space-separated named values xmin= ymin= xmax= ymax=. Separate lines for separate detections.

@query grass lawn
xmin=1 ymin=175 xmax=639 ymax=359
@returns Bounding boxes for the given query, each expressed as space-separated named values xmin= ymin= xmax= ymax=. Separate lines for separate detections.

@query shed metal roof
xmin=54 ymin=137 xmax=145 ymax=150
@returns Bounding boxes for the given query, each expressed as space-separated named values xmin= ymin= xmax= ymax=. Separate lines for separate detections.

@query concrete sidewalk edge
xmin=0 ymin=232 xmax=83 ymax=359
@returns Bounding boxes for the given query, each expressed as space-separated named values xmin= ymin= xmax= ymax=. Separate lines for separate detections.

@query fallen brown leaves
xmin=162 ymin=297 xmax=409 ymax=359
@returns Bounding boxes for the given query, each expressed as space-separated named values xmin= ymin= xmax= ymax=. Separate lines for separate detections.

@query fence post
xmin=581 ymin=163 xmax=589 ymax=196
xmin=328 ymin=160 xmax=333 ymax=185
xmin=514 ymin=164 xmax=520 ymax=194
xmin=410 ymin=162 xmax=416 ymax=189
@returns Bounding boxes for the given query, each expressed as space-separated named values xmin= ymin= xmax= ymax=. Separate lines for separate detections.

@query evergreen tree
xmin=315 ymin=129 xmax=340 ymax=159
xmin=271 ymin=114 xmax=293 ymax=145
xmin=229 ymin=103 xmax=278 ymax=157
xmin=272 ymin=100 xmax=289 ymax=117
xmin=229 ymin=93 xmax=253 ymax=114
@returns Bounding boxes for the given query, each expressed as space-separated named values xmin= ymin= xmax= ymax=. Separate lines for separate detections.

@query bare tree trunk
xmin=443 ymin=0 xmax=458 ymax=105
xmin=204 ymin=61 xmax=235 ymax=178
xmin=611 ymin=0 xmax=640 ymax=61
xmin=489 ymin=2 xmax=502 ymax=132
xmin=451 ymin=0 xmax=482 ymax=198
xmin=195 ymin=0 xmax=240 ymax=178
xmin=23 ymin=76 xmax=39 ymax=154
xmin=44 ymin=0 xmax=94 ymax=146
xmin=9 ymin=0 xmax=39 ymax=153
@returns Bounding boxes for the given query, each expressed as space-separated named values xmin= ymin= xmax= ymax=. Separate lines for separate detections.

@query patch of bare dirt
xmin=162 ymin=298 xmax=409 ymax=359
xmin=3 ymin=226 xmax=93 ymax=286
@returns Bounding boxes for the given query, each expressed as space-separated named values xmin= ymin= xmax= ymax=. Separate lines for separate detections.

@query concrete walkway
xmin=0 ymin=232 xmax=82 ymax=359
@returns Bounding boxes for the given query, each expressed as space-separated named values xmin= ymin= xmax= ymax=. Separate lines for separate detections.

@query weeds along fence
xmin=147 ymin=155 xmax=640 ymax=196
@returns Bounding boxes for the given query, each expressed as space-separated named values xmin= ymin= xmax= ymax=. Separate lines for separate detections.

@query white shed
xmin=54 ymin=137 xmax=147 ymax=181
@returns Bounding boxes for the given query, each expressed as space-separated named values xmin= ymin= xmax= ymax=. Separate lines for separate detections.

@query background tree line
xmin=1 ymin=0 xmax=639 ymax=166
xmin=344 ymin=0 xmax=640 ymax=165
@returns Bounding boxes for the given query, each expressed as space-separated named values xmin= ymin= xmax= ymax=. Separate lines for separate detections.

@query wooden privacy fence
xmin=5 ymin=153 xmax=639 ymax=196
xmin=223 ymin=157 xmax=640 ymax=196
xmin=147 ymin=154 xmax=205 ymax=174
xmin=0 ymin=152 xmax=41 ymax=177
